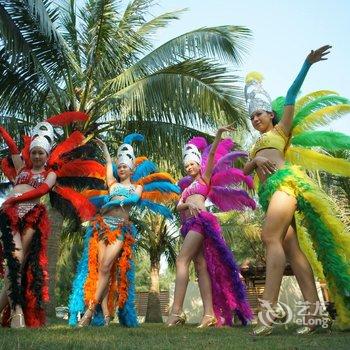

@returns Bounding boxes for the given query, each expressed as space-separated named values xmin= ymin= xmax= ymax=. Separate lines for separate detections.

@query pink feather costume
xmin=178 ymin=136 xmax=255 ymax=326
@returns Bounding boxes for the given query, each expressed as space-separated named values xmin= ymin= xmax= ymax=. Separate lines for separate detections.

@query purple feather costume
xmin=179 ymin=137 xmax=255 ymax=326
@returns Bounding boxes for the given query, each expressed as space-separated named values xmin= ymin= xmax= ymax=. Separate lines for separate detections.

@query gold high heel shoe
xmin=197 ymin=314 xmax=217 ymax=328
xmin=251 ymin=303 xmax=287 ymax=336
xmin=296 ymin=317 xmax=332 ymax=335
xmin=78 ymin=301 xmax=96 ymax=327
xmin=10 ymin=313 xmax=25 ymax=329
xmin=104 ymin=315 xmax=111 ymax=326
xmin=166 ymin=312 xmax=187 ymax=327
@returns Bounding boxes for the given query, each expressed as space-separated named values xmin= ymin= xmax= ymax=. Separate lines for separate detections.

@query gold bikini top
xmin=249 ymin=124 xmax=290 ymax=158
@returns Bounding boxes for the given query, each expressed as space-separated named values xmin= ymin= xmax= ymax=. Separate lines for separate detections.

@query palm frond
xmin=95 ymin=59 xmax=246 ymax=128
xmin=135 ymin=8 xmax=186 ymax=39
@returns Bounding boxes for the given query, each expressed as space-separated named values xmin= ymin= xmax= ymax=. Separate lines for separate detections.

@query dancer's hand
xmin=187 ymin=202 xmax=202 ymax=217
xmin=307 ymin=45 xmax=331 ymax=64
xmin=94 ymin=138 xmax=107 ymax=149
xmin=254 ymin=156 xmax=277 ymax=175
xmin=218 ymin=123 xmax=236 ymax=134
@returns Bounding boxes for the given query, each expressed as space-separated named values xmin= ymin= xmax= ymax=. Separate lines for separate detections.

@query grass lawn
xmin=1 ymin=320 xmax=350 ymax=350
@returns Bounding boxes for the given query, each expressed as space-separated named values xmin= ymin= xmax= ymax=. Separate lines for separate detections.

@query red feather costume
xmin=0 ymin=112 xmax=102 ymax=327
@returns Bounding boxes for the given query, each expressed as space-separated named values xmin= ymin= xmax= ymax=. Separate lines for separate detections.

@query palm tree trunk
xmin=145 ymin=258 xmax=163 ymax=323
xmin=45 ymin=206 xmax=63 ymax=319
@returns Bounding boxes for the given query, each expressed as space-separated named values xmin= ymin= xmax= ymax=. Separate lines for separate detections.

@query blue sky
xmin=150 ymin=0 xmax=350 ymax=134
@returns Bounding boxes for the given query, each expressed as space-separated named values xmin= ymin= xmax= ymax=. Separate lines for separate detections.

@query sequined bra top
xmin=180 ymin=178 xmax=210 ymax=203
xmin=101 ymin=183 xmax=139 ymax=210
xmin=14 ymin=168 xmax=47 ymax=188
xmin=108 ymin=183 xmax=136 ymax=199
xmin=249 ymin=124 xmax=290 ymax=158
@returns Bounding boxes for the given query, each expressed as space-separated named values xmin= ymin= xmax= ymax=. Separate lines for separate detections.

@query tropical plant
xmin=217 ymin=209 xmax=265 ymax=266
xmin=0 ymin=0 xmax=252 ymax=164
xmin=0 ymin=0 xmax=252 ymax=317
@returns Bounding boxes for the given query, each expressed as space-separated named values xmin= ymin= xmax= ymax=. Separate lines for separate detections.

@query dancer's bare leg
xmin=283 ymin=223 xmax=320 ymax=320
xmin=80 ymin=239 xmax=123 ymax=324
xmin=193 ymin=249 xmax=215 ymax=324
xmin=168 ymin=231 xmax=203 ymax=324
xmin=0 ymin=269 xmax=9 ymax=313
xmin=259 ymin=191 xmax=296 ymax=325
xmin=9 ymin=227 xmax=35 ymax=328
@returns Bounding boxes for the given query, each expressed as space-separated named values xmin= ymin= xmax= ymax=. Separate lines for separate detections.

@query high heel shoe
xmin=166 ymin=312 xmax=187 ymax=327
xmin=251 ymin=302 xmax=287 ymax=336
xmin=104 ymin=315 xmax=111 ymax=326
xmin=197 ymin=314 xmax=217 ymax=328
xmin=9 ymin=313 xmax=25 ymax=329
xmin=296 ymin=317 xmax=332 ymax=335
xmin=78 ymin=301 xmax=96 ymax=328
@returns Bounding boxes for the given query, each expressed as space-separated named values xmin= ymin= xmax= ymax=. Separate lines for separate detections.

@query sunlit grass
xmin=0 ymin=320 xmax=349 ymax=349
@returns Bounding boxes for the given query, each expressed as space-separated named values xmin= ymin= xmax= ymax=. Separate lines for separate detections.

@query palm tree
xmin=0 ymin=0 xmax=251 ymax=316
xmin=0 ymin=0 xmax=251 ymax=160
xmin=136 ymin=212 xmax=179 ymax=322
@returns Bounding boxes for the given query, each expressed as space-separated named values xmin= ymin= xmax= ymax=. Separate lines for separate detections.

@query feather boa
xmin=258 ymin=164 xmax=350 ymax=329
xmin=181 ymin=211 xmax=253 ymax=326
xmin=68 ymin=216 xmax=139 ymax=327
xmin=0 ymin=204 xmax=50 ymax=328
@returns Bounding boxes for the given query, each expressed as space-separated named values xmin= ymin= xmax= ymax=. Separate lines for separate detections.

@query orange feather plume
xmin=141 ymin=191 xmax=179 ymax=203
xmin=137 ymin=172 xmax=176 ymax=186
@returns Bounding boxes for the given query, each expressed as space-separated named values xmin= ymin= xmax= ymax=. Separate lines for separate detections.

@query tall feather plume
xmin=48 ymin=131 xmax=85 ymax=167
xmin=188 ymin=136 xmax=208 ymax=152
xmin=132 ymin=158 xmax=157 ymax=182
xmin=201 ymin=138 xmax=234 ymax=173
xmin=53 ymin=185 xmax=96 ymax=222
xmin=286 ymin=147 xmax=350 ymax=177
xmin=56 ymin=159 xmax=105 ymax=179
xmin=209 ymin=187 xmax=256 ymax=211
xmin=46 ymin=111 xmax=89 ymax=126
xmin=292 ymin=94 xmax=350 ymax=129
xmin=136 ymin=173 xmax=176 ymax=186
xmin=21 ymin=135 xmax=32 ymax=167
xmin=1 ymin=157 xmax=16 ymax=182
xmin=295 ymin=90 xmax=338 ymax=112
xmin=123 ymin=133 xmax=144 ymax=145
xmin=143 ymin=181 xmax=180 ymax=194
xmin=212 ymin=151 xmax=248 ymax=174
xmin=178 ymin=176 xmax=193 ymax=191
xmin=211 ymin=169 xmax=254 ymax=188
xmin=271 ymin=96 xmax=285 ymax=121
xmin=138 ymin=200 xmax=173 ymax=219
xmin=291 ymin=131 xmax=350 ymax=151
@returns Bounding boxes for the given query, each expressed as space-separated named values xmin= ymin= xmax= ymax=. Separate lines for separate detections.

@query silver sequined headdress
xmin=244 ymin=72 xmax=272 ymax=116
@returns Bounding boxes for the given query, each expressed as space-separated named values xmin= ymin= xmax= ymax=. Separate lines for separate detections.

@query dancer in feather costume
xmin=68 ymin=134 xmax=180 ymax=327
xmin=0 ymin=112 xmax=102 ymax=328
xmin=167 ymin=125 xmax=256 ymax=328
xmin=244 ymin=45 xmax=350 ymax=335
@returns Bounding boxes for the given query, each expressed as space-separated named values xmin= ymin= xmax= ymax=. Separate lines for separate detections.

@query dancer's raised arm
xmin=279 ymin=45 xmax=331 ymax=135
xmin=202 ymin=124 xmax=235 ymax=183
